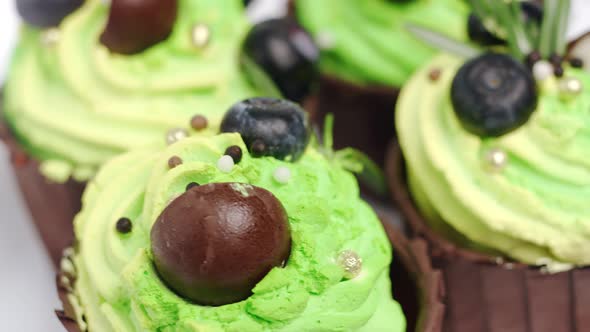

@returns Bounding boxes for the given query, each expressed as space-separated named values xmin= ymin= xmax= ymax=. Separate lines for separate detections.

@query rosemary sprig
xmin=469 ymin=0 xmax=533 ymax=59
xmin=554 ymin=0 xmax=571 ymax=55
xmin=409 ymin=0 xmax=572 ymax=61
xmin=538 ymin=0 xmax=558 ymax=57
xmin=405 ymin=24 xmax=481 ymax=59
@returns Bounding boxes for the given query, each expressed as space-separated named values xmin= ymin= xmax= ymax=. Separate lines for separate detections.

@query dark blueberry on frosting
xmin=16 ymin=0 xmax=84 ymax=28
xmin=242 ymin=18 xmax=319 ymax=102
xmin=151 ymin=183 xmax=291 ymax=306
xmin=220 ymin=98 xmax=311 ymax=162
xmin=116 ymin=217 xmax=133 ymax=234
xmin=451 ymin=53 xmax=538 ymax=137
xmin=100 ymin=0 xmax=178 ymax=55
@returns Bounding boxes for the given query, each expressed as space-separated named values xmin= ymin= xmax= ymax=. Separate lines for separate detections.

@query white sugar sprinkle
xmin=217 ymin=155 xmax=235 ymax=173
xmin=273 ymin=166 xmax=291 ymax=184
xmin=532 ymin=60 xmax=553 ymax=81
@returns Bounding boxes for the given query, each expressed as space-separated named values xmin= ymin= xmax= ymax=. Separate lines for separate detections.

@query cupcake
xmin=55 ymin=98 xmax=407 ymax=331
xmin=1 ymin=0 xmax=267 ymax=265
xmin=390 ymin=1 xmax=590 ymax=330
xmin=293 ymin=0 xmax=468 ymax=166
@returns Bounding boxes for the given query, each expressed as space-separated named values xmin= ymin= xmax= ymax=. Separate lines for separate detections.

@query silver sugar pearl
xmin=483 ymin=148 xmax=508 ymax=173
xmin=166 ymin=128 xmax=189 ymax=145
xmin=558 ymin=77 xmax=583 ymax=100
xmin=532 ymin=60 xmax=553 ymax=81
xmin=315 ymin=31 xmax=335 ymax=50
xmin=337 ymin=250 xmax=362 ymax=279
xmin=41 ymin=28 xmax=60 ymax=47
xmin=191 ymin=23 xmax=211 ymax=49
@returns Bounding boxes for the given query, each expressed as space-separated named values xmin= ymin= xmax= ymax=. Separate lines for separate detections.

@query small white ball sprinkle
xmin=483 ymin=148 xmax=508 ymax=173
xmin=315 ymin=31 xmax=335 ymax=50
xmin=558 ymin=76 xmax=583 ymax=100
xmin=165 ymin=128 xmax=189 ymax=145
xmin=40 ymin=28 xmax=60 ymax=47
xmin=273 ymin=166 xmax=291 ymax=184
xmin=191 ymin=23 xmax=211 ymax=49
xmin=532 ymin=60 xmax=553 ymax=81
xmin=217 ymin=155 xmax=235 ymax=173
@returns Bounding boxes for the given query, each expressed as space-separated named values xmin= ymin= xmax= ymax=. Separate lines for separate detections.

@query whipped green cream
xmin=397 ymin=54 xmax=590 ymax=267
xmin=295 ymin=0 xmax=468 ymax=86
xmin=3 ymin=0 xmax=261 ymax=182
xmin=71 ymin=133 xmax=405 ymax=331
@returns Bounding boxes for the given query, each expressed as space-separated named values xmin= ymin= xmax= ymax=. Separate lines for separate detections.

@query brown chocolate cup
xmin=289 ymin=0 xmax=399 ymax=168
xmin=308 ymin=75 xmax=399 ymax=167
xmin=56 ymin=219 xmax=441 ymax=332
xmin=386 ymin=141 xmax=590 ymax=332
xmin=0 ymin=93 xmax=85 ymax=267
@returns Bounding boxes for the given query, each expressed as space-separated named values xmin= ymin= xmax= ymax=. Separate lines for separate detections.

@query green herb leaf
xmin=405 ymin=23 xmax=481 ymax=58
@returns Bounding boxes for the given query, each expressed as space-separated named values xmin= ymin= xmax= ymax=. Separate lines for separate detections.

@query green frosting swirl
xmin=295 ymin=0 xmax=468 ymax=86
xmin=3 ymin=0 xmax=262 ymax=182
xmin=397 ymin=54 xmax=590 ymax=268
xmin=69 ymin=133 xmax=405 ymax=331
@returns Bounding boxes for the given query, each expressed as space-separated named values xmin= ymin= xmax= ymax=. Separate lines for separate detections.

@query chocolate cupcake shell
xmin=0 ymin=92 xmax=85 ymax=267
xmin=386 ymin=141 xmax=590 ymax=332
xmin=288 ymin=0 xmax=399 ymax=168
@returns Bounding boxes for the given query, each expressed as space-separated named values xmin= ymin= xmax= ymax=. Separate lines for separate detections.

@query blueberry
xmin=242 ymin=18 xmax=319 ymax=103
xmin=220 ymin=98 xmax=310 ymax=161
xmin=451 ymin=53 xmax=538 ymax=137
xmin=16 ymin=0 xmax=84 ymax=28
xmin=468 ymin=2 xmax=542 ymax=46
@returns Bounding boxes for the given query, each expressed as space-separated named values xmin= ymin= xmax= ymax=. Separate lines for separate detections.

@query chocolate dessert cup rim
xmin=0 ymin=91 xmax=39 ymax=164
xmin=385 ymin=141 xmax=532 ymax=268
xmin=55 ymin=217 xmax=442 ymax=332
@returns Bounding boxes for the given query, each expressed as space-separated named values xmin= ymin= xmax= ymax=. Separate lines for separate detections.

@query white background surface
xmin=0 ymin=1 xmax=588 ymax=331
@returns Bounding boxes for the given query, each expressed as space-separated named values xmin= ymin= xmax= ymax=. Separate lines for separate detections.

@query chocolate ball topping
xmin=151 ymin=183 xmax=291 ymax=306
xmin=100 ymin=0 xmax=178 ymax=55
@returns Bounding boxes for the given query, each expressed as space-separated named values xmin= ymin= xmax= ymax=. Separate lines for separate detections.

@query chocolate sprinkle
xmin=554 ymin=65 xmax=564 ymax=78
xmin=190 ymin=115 xmax=208 ymax=131
xmin=570 ymin=58 xmax=584 ymax=68
xmin=116 ymin=217 xmax=133 ymax=234
xmin=250 ymin=139 xmax=266 ymax=157
xmin=224 ymin=145 xmax=243 ymax=164
xmin=186 ymin=182 xmax=200 ymax=191
xmin=168 ymin=156 xmax=183 ymax=169
xmin=526 ymin=51 xmax=541 ymax=68
xmin=428 ymin=68 xmax=442 ymax=82
xmin=549 ymin=53 xmax=562 ymax=66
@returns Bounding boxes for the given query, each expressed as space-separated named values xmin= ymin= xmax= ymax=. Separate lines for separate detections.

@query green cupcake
xmin=57 ymin=98 xmax=406 ymax=331
xmin=4 ymin=0 xmax=263 ymax=182
xmin=2 ymin=0 xmax=268 ymax=266
xmin=390 ymin=1 xmax=590 ymax=330
xmin=296 ymin=0 xmax=468 ymax=87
